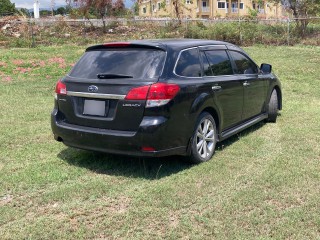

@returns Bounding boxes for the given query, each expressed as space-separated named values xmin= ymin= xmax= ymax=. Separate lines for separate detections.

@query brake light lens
xmin=147 ymin=83 xmax=180 ymax=108
xmin=125 ymin=83 xmax=180 ymax=108
xmin=125 ymin=85 xmax=150 ymax=100
xmin=55 ymin=80 xmax=67 ymax=95
xmin=148 ymin=83 xmax=180 ymax=100
xmin=141 ymin=146 xmax=156 ymax=152
xmin=103 ymin=42 xmax=130 ymax=47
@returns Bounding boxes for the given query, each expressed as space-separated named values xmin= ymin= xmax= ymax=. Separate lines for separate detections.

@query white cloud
xmin=11 ymin=0 xmax=67 ymax=9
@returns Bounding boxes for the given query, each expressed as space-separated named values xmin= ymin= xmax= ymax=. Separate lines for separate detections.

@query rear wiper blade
xmin=97 ymin=73 xmax=133 ymax=79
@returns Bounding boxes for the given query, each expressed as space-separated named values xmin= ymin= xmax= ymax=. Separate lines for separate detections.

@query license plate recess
xmin=83 ymin=99 xmax=106 ymax=116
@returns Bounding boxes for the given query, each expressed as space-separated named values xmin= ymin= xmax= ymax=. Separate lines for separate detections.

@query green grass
xmin=0 ymin=45 xmax=320 ymax=239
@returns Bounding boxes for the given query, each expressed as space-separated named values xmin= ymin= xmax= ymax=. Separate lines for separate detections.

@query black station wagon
xmin=51 ymin=39 xmax=282 ymax=163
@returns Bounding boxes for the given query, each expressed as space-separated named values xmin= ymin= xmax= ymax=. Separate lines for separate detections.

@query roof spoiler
xmin=86 ymin=42 xmax=166 ymax=52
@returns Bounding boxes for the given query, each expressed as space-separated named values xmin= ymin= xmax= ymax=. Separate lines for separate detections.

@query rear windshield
xmin=69 ymin=48 xmax=166 ymax=80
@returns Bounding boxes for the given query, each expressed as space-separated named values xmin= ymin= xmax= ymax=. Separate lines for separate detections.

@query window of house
xmin=186 ymin=0 xmax=191 ymax=4
xmin=175 ymin=48 xmax=202 ymax=77
xmin=142 ymin=7 xmax=146 ymax=14
xmin=157 ymin=2 xmax=161 ymax=9
xmin=239 ymin=2 xmax=244 ymax=9
xmin=202 ymin=1 xmax=207 ymax=7
xmin=152 ymin=4 xmax=155 ymax=11
xmin=217 ymin=2 xmax=226 ymax=9
xmin=229 ymin=51 xmax=258 ymax=74
xmin=203 ymin=50 xmax=233 ymax=76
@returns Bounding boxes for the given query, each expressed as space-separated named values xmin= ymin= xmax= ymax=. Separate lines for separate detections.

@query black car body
xmin=51 ymin=39 xmax=282 ymax=163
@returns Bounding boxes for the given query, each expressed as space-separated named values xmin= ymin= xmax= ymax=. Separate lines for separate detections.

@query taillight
xmin=125 ymin=83 xmax=180 ymax=108
xmin=103 ymin=42 xmax=130 ymax=47
xmin=141 ymin=146 xmax=156 ymax=152
xmin=125 ymin=85 xmax=149 ymax=100
xmin=146 ymin=83 xmax=180 ymax=108
xmin=55 ymin=80 xmax=67 ymax=95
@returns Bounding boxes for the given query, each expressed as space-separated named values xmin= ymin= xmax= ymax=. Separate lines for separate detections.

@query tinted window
xmin=204 ymin=50 xmax=233 ymax=76
xmin=200 ymin=51 xmax=212 ymax=76
xmin=175 ymin=48 xmax=201 ymax=77
xmin=229 ymin=51 xmax=258 ymax=74
xmin=69 ymin=48 xmax=166 ymax=80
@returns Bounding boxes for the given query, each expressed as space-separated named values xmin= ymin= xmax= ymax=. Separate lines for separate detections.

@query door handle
xmin=243 ymin=81 xmax=250 ymax=86
xmin=212 ymin=85 xmax=221 ymax=91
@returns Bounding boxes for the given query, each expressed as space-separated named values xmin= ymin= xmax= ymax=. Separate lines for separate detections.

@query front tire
xmin=190 ymin=112 xmax=217 ymax=163
xmin=267 ymin=89 xmax=278 ymax=123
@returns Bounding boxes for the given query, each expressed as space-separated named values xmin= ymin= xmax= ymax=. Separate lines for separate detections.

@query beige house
xmin=139 ymin=0 xmax=283 ymax=19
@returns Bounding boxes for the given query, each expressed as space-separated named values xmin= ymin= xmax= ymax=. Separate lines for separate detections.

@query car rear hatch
xmin=55 ymin=42 xmax=167 ymax=132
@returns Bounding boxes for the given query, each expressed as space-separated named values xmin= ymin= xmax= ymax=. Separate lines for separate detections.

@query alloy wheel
xmin=196 ymin=118 xmax=215 ymax=158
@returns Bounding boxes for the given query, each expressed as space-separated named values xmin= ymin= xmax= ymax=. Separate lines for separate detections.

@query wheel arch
xmin=186 ymin=106 xmax=221 ymax=156
xmin=200 ymin=107 xmax=220 ymax=136
xmin=186 ymin=109 xmax=219 ymax=162
xmin=273 ymin=85 xmax=282 ymax=110
xmin=189 ymin=93 xmax=221 ymax=131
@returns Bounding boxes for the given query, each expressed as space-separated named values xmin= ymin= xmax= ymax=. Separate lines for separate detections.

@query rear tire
xmin=189 ymin=112 xmax=217 ymax=164
xmin=267 ymin=89 xmax=278 ymax=123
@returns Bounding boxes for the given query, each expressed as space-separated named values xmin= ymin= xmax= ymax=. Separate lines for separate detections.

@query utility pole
xmin=33 ymin=0 xmax=40 ymax=18
xmin=51 ymin=0 xmax=55 ymax=16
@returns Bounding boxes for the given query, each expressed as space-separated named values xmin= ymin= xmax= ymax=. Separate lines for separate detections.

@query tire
xmin=189 ymin=112 xmax=217 ymax=164
xmin=267 ymin=89 xmax=278 ymax=123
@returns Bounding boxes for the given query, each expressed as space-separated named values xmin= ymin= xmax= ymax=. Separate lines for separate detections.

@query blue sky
xmin=11 ymin=0 xmax=133 ymax=9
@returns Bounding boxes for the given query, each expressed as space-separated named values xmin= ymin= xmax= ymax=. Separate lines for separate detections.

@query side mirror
xmin=260 ymin=63 xmax=272 ymax=74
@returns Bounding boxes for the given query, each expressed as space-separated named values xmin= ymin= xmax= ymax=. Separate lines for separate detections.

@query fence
xmin=0 ymin=17 xmax=319 ymax=48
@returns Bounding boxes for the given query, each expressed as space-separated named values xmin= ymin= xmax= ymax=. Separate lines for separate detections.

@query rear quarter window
xmin=175 ymin=48 xmax=202 ymax=77
xmin=69 ymin=48 xmax=166 ymax=80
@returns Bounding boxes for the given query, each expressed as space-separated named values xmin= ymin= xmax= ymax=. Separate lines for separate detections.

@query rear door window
xmin=228 ymin=51 xmax=258 ymax=74
xmin=175 ymin=48 xmax=202 ymax=77
xmin=69 ymin=48 xmax=166 ymax=80
xmin=203 ymin=50 xmax=233 ymax=76
xmin=200 ymin=51 xmax=213 ymax=76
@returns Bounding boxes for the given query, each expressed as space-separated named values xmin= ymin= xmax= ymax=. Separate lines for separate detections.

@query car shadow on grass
xmin=58 ymin=148 xmax=193 ymax=180
xmin=58 ymin=119 xmax=275 ymax=180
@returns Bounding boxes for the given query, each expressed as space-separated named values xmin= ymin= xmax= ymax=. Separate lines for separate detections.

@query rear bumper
xmin=51 ymin=110 xmax=187 ymax=157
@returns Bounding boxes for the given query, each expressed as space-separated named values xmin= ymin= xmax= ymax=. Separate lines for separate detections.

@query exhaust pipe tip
xmin=54 ymin=135 xmax=63 ymax=142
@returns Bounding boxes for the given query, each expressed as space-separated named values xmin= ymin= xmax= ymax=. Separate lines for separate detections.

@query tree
xmin=66 ymin=0 xmax=125 ymax=31
xmin=57 ymin=7 xmax=67 ymax=15
xmin=112 ymin=0 xmax=126 ymax=16
xmin=17 ymin=8 xmax=30 ymax=17
xmin=172 ymin=0 xmax=183 ymax=21
xmin=40 ymin=9 xmax=51 ymax=17
xmin=0 ymin=0 xmax=15 ymax=16
xmin=275 ymin=0 xmax=320 ymax=36
xmin=133 ymin=2 xmax=139 ymax=15
xmin=95 ymin=0 xmax=113 ymax=31
xmin=65 ymin=3 xmax=73 ymax=14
